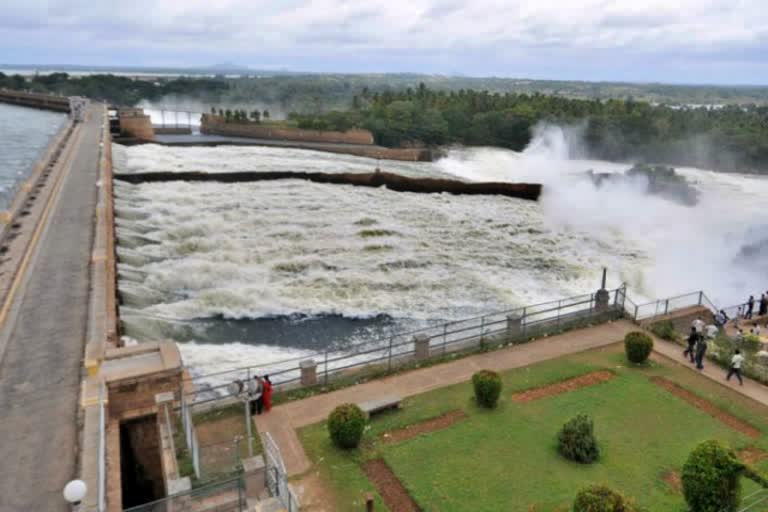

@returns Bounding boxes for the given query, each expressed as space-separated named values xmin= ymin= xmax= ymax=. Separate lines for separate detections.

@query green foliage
xmin=650 ymin=321 xmax=679 ymax=342
xmin=742 ymin=334 xmax=762 ymax=353
xmin=573 ymin=485 xmax=634 ymax=512
xmin=624 ymin=332 xmax=653 ymax=364
xmin=472 ymin=369 xmax=502 ymax=408
xmin=558 ymin=414 xmax=600 ymax=464
xmin=327 ymin=404 xmax=366 ymax=449
xmin=681 ymin=440 xmax=744 ymax=512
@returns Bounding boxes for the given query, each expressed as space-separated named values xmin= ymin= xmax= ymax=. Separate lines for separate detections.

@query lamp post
xmin=63 ymin=479 xmax=87 ymax=511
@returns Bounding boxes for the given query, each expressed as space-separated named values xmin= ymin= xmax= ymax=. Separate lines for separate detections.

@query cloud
xmin=2 ymin=0 xmax=767 ymax=83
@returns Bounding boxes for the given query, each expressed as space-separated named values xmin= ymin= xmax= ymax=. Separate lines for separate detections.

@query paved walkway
xmin=255 ymin=319 xmax=638 ymax=475
xmin=0 ymin=108 xmax=102 ymax=511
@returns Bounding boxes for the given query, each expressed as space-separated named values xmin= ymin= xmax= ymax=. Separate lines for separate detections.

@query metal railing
xmin=628 ymin=291 xmax=707 ymax=321
xmin=98 ymin=382 xmax=106 ymax=512
xmin=182 ymin=287 xmax=627 ymax=406
xmin=263 ymin=432 xmax=300 ymax=512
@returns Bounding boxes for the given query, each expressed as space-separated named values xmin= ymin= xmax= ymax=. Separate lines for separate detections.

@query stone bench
xmin=357 ymin=395 xmax=402 ymax=418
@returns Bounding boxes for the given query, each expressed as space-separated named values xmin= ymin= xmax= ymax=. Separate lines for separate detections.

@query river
xmin=0 ymin=104 xmax=66 ymax=210
xmin=112 ymin=126 xmax=768 ymax=378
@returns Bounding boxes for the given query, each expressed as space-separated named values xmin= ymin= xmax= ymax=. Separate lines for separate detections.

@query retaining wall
xmin=0 ymin=89 xmax=70 ymax=112
xmin=201 ymin=114 xmax=374 ymax=145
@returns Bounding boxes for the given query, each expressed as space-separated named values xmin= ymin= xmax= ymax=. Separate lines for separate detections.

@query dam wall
xmin=0 ymin=88 xmax=71 ymax=112
xmin=201 ymin=114 xmax=374 ymax=145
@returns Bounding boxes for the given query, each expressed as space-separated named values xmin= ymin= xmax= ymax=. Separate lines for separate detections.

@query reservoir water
xmin=0 ymin=104 xmax=66 ymax=210
xmin=112 ymin=127 xmax=768 ymax=379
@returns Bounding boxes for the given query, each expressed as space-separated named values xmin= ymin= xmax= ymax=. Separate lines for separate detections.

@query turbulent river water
xmin=113 ymin=126 xmax=768 ymax=378
xmin=0 ymin=104 xmax=66 ymax=210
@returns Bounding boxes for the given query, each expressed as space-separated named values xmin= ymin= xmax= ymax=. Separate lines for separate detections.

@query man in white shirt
xmin=726 ymin=350 xmax=744 ymax=385
xmin=692 ymin=317 xmax=705 ymax=337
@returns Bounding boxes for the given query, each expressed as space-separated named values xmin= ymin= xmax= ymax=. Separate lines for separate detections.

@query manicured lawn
xmin=298 ymin=345 xmax=768 ymax=511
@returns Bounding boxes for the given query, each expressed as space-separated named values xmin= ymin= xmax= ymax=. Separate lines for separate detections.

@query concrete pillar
xmin=595 ymin=288 xmax=610 ymax=312
xmin=414 ymin=334 xmax=430 ymax=361
xmin=506 ymin=313 xmax=523 ymax=339
xmin=300 ymin=359 xmax=317 ymax=387
xmin=242 ymin=455 xmax=266 ymax=501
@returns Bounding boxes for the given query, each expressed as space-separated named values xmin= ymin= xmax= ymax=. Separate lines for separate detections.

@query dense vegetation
xmin=0 ymin=72 xmax=228 ymax=106
xmin=292 ymin=84 xmax=768 ymax=172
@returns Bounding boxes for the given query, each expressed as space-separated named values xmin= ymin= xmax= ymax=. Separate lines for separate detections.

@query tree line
xmin=290 ymin=84 xmax=768 ymax=173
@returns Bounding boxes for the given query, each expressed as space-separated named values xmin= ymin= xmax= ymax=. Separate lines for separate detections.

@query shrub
xmin=558 ymin=414 xmax=599 ymax=464
xmin=742 ymin=334 xmax=762 ymax=353
xmin=573 ymin=484 xmax=633 ymax=512
xmin=624 ymin=332 xmax=653 ymax=364
xmin=681 ymin=440 xmax=744 ymax=512
xmin=472 ymin=369 xmax=502 ymax=408
xmin=327 ymin=403 xmax=366 ymax=449
xmin=650 ymin=320 xmax=679 ymax=342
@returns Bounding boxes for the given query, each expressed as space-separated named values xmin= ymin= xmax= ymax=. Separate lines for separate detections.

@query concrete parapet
xmin=202 ymin=114 xmax=374 ymax=145
xmin=507 ymin=313 xmax=524 ymax=338
xmin=300 ymin=359 xmax=318 ymax=387
xmin=414 ymin=334 xmax=430 ymax=360
xmin=118 ymin=108 xmax=155 ymax=140
xmin=595 ymin=288 xmax=610 ymax=312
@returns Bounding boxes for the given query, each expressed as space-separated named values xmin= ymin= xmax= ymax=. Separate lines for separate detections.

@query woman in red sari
xmin=262 ymin=375 xmax=273 ymax=412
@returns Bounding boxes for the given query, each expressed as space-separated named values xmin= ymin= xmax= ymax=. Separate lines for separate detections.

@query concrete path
xmin=0 ymin=108 xmax=101 ymax=511
xmin=255 ymin=319 xmax=638 ymax=476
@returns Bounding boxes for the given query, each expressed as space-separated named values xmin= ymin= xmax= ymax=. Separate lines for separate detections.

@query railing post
xmin=634 ymin=304 xmax=639 ymax=320
xmin=664 ymin=299 xmax=669 ymax=315
xmin=387 ymin=336 xmax=393 ymax=372
xmin=324 ymin=350 xmax=329 ymax=385
xmin=244 ymin=399 xmax=253 ymax=458
xmin=698 ymin=291 xmax=703 ymax=306
xmin=522 ymin=307 xmax=527 ymax=335
xmin=442 ymin=323 xmax=448 ymax=354
xmin=556 ymin=300 xmax=561 ymax=328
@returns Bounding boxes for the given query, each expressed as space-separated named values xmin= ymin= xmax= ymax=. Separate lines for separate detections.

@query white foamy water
xmin=113 ymin=127 xmax=768 ymax=376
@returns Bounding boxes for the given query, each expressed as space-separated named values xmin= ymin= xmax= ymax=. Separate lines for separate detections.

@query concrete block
xmin=414 ymin=334 xmax=430 ymax=360
xmin=595 ymin=288 xmax=610 ymax=311
xmin=300 ymin=359 xmax=317 ymax=386
xmin=167 ymin=476 xmax=191 ymax=496
xmin=242 ymin=455 xmax=266 ymax=501
xmin=506 ymin=313 xmax=523 ymax=338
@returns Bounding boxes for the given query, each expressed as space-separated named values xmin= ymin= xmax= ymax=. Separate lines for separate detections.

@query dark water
xmin=0 ymin=104 xmax=66 ymax=209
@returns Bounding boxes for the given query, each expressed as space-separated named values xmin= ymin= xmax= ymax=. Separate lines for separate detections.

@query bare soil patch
xmin=511 ymin=370 xmax=615 ymax=403
xmin=362 ymin=459 xmax=421 ymax=512
xmin=293 ymin=471 xmax=340 ymax=512
xmin=662 ymin=470 xmax=682 ymax=492
xmin=381 ymin=410 xmax=467 ymax=445
xmin=650 ymin=376 xmax=760 ymax=438
xmin=738 ymin=446 xmax=768 ymax=465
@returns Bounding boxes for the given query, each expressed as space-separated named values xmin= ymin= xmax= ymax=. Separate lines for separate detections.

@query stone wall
xmin=201 ymin=114 xmax=374 ymax=145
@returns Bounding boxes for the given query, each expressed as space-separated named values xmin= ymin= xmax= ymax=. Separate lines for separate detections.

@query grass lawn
xmin=298 ymin=345 xmax=768 ymax=511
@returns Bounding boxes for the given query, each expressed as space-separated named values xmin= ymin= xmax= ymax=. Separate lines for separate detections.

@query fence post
xmin=634 ymin=304 xmax=639 ymax=321
xmin=442 ymin=323 xmax=448 ymax=354
xmin=698 ymin=291 xmax=703 ymax=306
xmin=664 ymin=299 xmax=669 ymax=315
xmin=387 ymin=336 xmax=393 ymax=372
xmin=244 ymin=399 xmax=253 ymax=458
xmin=324 ymin=350 xmax=329 ymax=385
xmin=522 ymin=307 xmax=527 ymax=335
xmin=556 ymin=300 xmax=562 ymax=329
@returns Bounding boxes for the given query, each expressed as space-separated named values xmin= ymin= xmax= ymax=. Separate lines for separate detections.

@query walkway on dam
xmin=0 ymin=107 xmax=102 ymax=511
xmin=255 ymin=319 xmax=638 ymax=476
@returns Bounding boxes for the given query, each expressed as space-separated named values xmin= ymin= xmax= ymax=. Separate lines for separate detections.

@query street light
xmin=63 ymin=479 xmax=87 ymax=511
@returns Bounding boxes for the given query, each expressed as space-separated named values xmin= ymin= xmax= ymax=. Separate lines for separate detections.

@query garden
xmin=298 ymin=335 xmax=768 ymax=511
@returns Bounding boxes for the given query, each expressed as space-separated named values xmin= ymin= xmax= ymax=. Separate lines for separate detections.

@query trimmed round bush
xmin=472 ymin=369 xmax=502 ymax=408
xmin=327 ymin=403 xmax=366 ymax=449
xmin=682 ymin=440 xmax=744 ymax=512
xmin=573 ymin=484 xmax=633 ymax=512
xmin=558 ymin=414 xmax=599 ymax=464
xmin=624 ymin=331 xmax=653 ymax=364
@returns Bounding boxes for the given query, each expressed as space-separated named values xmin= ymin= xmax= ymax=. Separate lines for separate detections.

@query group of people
xmin=231 ymin=375 xmax=273 ymax=415
xmin=737 ymin=293 xmax=768 ymax=320
xmin=683 ymin=314 xmax=748 ymax=386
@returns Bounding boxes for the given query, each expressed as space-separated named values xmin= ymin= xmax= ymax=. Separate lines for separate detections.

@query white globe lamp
xmin=63 ymin=479 xmax=87 ymax=509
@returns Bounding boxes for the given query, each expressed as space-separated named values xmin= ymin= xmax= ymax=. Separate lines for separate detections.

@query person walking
xmin=694 ymin=335 xmax=708 ymax=370
xmin=683 ymin=327 xmax=698 ymax=363
xmin=262 ymin=375 xmax=273 ymax=412
xmin=726 ymin=350 xmax=745 ymax=385
xmin=760 ymin=294 xmax=768 ymax=317
xmin=248 ymin=375 xmax=263 ymax=415
xmin=692 ymin=316 xmax=705 ymax=339
xmin=746 ymin=295 xmax=755 ymax=319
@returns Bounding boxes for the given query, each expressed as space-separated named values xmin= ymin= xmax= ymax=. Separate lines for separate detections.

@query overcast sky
xmin=3 ymin=0 xmax=768 ymax=84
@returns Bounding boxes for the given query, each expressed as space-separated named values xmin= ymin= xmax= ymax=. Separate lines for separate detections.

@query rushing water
xmin=113 ymin=127 xmax=768 ymax=377
xmin=0 ymin=104 xmax=66 ymax=210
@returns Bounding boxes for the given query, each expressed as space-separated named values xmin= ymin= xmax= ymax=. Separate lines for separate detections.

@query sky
xmin=2 ymin=0 xmax=768 ymax=85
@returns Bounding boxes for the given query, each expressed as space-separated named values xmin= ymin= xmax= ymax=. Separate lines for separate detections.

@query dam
xmin=1 ymin=88 xmax=766 ymax=512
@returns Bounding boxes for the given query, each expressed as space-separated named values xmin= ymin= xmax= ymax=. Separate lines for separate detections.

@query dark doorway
xmin=120 ymin=415 xmax=166 ymax=508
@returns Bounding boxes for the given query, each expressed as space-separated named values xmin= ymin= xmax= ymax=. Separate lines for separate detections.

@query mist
xmin=436 ymin=123 xmax=767 ymax=307
xmin=136 ymin=95 xmax=291 ymax=127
